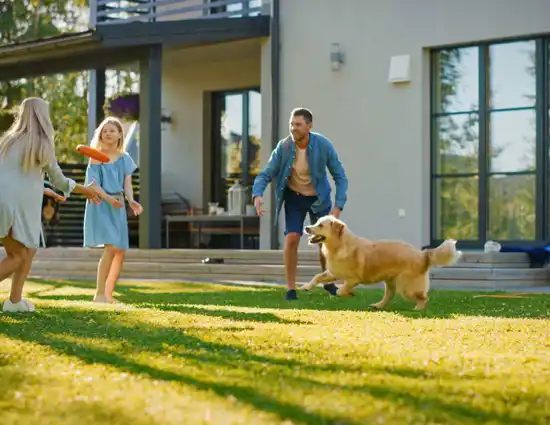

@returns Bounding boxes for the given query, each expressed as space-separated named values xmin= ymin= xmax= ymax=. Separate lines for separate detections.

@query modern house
xmin=2 ymin=0 xmax=550 ymax=252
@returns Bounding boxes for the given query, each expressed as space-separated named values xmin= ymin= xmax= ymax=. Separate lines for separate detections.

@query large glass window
xmin=431 ymin=39 xmax=546 ymax=246
xmin=432 ymin=47 xmax=480 ymax=241
xmin=487 ymin=41 xmax=537 ymax=241
xmin=212 ymin=89 xmax=261 ymax=209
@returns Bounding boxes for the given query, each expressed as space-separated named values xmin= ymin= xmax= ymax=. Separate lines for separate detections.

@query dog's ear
xmin=332 ymin=221 xmax=345 ymax=238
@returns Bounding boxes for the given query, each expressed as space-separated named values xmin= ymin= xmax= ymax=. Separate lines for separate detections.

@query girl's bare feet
xmin=93 ymin=294 xmax=109 ymax=303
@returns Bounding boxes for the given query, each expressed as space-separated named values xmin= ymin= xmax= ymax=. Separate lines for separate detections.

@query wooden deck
xmin=1 ymin=247 xmax=549 ymax=291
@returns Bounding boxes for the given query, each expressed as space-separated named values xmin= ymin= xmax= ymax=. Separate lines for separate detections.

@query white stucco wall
xmin=277 ymin=0 xmax=550 ymax=248
xmin=161 ymin=40 xmax=262 ymax=209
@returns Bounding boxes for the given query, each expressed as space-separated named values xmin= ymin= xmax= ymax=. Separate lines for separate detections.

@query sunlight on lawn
xmin=0 ymin=279 xmax=549 ymax=425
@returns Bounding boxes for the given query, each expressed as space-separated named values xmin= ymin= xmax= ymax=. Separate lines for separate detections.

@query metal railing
xmin=90 ymin=0 xmax=267 ymax=26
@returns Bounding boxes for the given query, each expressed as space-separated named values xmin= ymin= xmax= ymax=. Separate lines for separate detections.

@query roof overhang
xmin=0 ymin=15 xmax=270 ymax=81
xmin=0 ymin=30 xmax=100 ymax=64
xmin=98 ymin=15 xmax=270 ymax=48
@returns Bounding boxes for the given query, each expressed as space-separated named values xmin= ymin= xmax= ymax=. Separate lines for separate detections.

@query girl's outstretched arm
xmin=124 ymin=174 xmax=143 ymax=216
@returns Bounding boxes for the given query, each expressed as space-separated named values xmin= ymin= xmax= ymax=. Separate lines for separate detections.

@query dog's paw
xmin=370 ymin=303 xmax=384 ymax=310
xmin=300 ymin=284 xmax=312 ymax=291
xmin=336 ymin=288 xmax=355 ymax=297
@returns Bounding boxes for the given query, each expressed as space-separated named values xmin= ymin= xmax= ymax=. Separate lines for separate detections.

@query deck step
xmin=23 ymin=261 xmax=550 ymax=290
xmin=3 ymin=247 xmax=533 ymax=267
xmin=1 ymin=248 xmax=545 ymax=290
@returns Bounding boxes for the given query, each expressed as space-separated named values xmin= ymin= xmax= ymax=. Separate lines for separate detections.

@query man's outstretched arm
xmin=251 ymin=141 xmax=285 ymax=214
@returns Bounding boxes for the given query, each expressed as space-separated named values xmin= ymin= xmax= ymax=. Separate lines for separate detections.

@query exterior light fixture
xmin=330 ymin=42 xmax=344 ymax=71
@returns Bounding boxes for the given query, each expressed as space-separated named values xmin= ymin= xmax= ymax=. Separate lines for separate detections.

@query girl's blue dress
xmin=83 ymin=153 xmax=137 ymax=250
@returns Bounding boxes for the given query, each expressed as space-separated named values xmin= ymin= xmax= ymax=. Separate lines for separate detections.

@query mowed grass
xmin=0 ymin=279 xmax=549 ymax=425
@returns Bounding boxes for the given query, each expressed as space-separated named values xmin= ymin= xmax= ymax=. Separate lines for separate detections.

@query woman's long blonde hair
xmin=0 ymin=97 xmax=56 ymax=172
xmin=90 ymin=117 xmax=125 ymax=152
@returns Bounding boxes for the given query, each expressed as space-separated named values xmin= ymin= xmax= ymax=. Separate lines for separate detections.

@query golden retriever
xmin=301 ymin=215 xmax=461 ymax=310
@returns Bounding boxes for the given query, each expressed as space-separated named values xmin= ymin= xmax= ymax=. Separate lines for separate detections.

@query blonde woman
xmin=0 ymin=97 xmax=101 ymax=312
xmin=84 ymin=117 xmax=143 ymax=304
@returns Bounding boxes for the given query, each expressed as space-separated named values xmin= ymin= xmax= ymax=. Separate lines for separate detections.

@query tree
xmin=0 ymin=0 xmax=139 ymax=163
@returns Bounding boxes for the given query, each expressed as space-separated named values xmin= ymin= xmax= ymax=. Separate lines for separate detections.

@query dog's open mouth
xmin=308 ymin=234 xmax=326 ymax=244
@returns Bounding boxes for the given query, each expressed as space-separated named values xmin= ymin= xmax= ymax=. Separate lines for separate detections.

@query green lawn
xmin=0 ymin=279 xmax=549 ymax=425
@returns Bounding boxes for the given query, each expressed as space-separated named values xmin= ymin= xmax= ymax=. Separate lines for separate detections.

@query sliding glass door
xmin=211 ymin=88 xmax=261 ymax=209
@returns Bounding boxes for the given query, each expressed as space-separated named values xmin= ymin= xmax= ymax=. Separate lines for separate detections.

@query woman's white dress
xmin=0 ymin=144 xmax=75 ymax=248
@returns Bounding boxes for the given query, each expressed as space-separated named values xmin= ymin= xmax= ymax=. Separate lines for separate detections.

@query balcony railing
xmin=90 ymin=0 xmax=267 ymax=26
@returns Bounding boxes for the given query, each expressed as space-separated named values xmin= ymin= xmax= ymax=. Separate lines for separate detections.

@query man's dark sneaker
xmin=285 ymin=289 xmax=298 ymax=300
xmin=323 ymin=283 xmax=339 ymax=296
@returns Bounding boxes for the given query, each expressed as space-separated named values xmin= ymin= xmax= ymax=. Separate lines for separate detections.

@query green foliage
xmin=31 ymin=73 xmax=90 ymax=162
xmin=436 ymin=176 xmax=479 ymax=240
xmin=1 ymin=72 xmax=90 ymax=163
xmin=488 ymin=174 xmax=536 ymax=240
xmin=0 ymin=109 xmax=15 ymax=132
xmin=0 ymin=0 xmax=138 ymax=163
xmin=0 ymin=0 xmax=89 ymax=45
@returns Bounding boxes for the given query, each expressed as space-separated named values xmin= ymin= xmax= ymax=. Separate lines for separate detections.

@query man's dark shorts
xmin=283 ymin=187 xmax=331 ymax=236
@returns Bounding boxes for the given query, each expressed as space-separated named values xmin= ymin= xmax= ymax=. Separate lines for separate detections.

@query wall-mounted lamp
xmin=161 ymin=108 xmax=172 ymax=131
xmin=330 ymin=42 xmax=344 ymax=71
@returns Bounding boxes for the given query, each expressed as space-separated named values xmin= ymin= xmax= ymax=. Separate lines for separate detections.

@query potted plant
xmin=104 ymin=92 xmax=172 ymax=125
xmin=104 ymin=92 xmax=140 ymax=121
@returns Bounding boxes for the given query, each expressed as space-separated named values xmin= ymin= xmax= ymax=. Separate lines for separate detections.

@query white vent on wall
xmin=388 ymin=54 xmax=411 ymax=83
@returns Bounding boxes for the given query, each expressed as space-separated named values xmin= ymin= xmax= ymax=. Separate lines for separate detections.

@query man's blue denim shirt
xmin=251 ymin=132 xmax=348 ymax=224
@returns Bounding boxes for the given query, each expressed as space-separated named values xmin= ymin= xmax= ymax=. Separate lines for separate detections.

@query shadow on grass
xmin=293 ymin=376 xmax=544 ymax=425
xmin=0 ymin=361 xmax=164 ymax=425
xmin=0 ymin=306 xmax=541 ymax=425
xmin=155 ymin=304 xmax=313 ymax=325
xmin=26 ymin=277 xmax=550 ymax=320
xmin=0 ymin=308 xmax=358 ymax=425
xmin=59 ymin=400 xmax=157 ymax=425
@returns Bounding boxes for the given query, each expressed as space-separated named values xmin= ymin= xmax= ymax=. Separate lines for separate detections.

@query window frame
xmin=430 ymin=38 xmax=550 ymax=249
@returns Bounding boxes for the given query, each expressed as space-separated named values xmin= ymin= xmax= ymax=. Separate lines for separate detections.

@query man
xmin=252 ymin=107 xmax=348 ymax=300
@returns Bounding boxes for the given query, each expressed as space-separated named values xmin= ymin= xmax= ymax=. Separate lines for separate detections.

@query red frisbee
xmin=76 ymin=145 xmax=110 ymax=163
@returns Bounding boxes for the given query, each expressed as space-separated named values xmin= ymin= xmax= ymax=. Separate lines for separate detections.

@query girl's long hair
xmin=90 ymin=117 xmax=125 ymax=152
xmin=0 ymin=97 xmax=56 ymax=172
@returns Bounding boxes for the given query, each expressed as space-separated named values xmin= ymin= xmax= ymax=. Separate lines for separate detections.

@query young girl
xmin=0 ymin=97 xmax=100 ymax=312
xmin=84 ymin=117 xmax=143 ymax=304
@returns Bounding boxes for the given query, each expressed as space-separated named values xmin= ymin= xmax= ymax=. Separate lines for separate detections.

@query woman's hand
xmin=43 ymin=188 xmax=66 ymax=202
xmin=79 ymin=183 xmax=102 ymax=205
xmin=105 ymin=195 xmax=124 ymax=209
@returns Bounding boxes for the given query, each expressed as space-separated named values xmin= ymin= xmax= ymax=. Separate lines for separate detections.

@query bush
xmin=0 ymin=110 xmax=15 ymax=133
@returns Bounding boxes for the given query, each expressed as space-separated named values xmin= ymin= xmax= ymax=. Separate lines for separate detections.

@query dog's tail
xmin=424 ymin=239 xmax=462 ymax=269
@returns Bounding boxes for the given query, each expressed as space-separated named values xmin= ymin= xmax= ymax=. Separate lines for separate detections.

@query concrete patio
xmin=3 ymin=247 xmax=549 ymax=292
